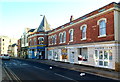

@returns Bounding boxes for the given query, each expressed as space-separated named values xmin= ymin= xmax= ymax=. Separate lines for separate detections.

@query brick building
xmin=19 ymin=2 xmax=120 ymax=71
xmin=46 ymin=2 xmax=120 ymax=71
xmin=27 ymin=16 xmax=50 ymax=59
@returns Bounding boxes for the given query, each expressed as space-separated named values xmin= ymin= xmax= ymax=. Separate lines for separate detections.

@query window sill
xmin=81 ymin=38 xmax=86 ymax=41
xmin=63 ymin=41 xmax=66 ymax=43
xmin=69 ymin=40 xmax=73 ymax=42
xmin=98 ymin=35 xmax=106 ymax=38
xmin=59 ymin=42 xmax=62 ymax=44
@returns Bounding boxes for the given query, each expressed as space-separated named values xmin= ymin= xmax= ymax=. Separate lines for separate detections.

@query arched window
xmin=69 ymin=29 xmax=74 ymax=42
xmin=97 ymin=18 xmax=107 ymax=37
xmin=38 ymin=37 xmax=44 ymax=44
xmin=80 ymin=24 xmax=87 ymax=40
xmin=54 ymin=34 xmax=57 ymax=44
xmin=59 ymin=33 xmax=63 ymax=43
xmin=99 ymin=20 xmax=106 ymax=36
xmin=48 ymin=36 xmax=51 ymax=45
xmin=63 ymin=31 xmax=66 ymax=43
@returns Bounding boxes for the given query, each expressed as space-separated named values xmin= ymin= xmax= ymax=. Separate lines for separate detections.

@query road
xmin=2 ymin=58 xmax=119 ymax=82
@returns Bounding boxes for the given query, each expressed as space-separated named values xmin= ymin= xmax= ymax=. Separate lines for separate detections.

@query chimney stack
xmin=70 ymin=15 xmax=74 ymax=22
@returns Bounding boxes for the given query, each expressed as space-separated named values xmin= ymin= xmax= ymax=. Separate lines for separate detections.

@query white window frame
xmin=63 ymin=31 xmax=66 ymax=43
xmin=97 ymin=18 xmax=107 ymax=38
xmin=69 ymin=29 xmax=74 ymax=42
xmin=34 ymin=38 xmax=36 ymax=45
xmin=54 ymin=34 xmax=57 ymax=44
xmin=80 ymin=24 xmax=87 ymax=40
xmin=59 ymin=32 xmax=63 ymax=44
xmin=48 ymin=36 xmax=51 ymax=45
xmin=38 ymin=37 xmax=44 ymax=44
xmin=51 ymin=35 xmax=54 ymax=45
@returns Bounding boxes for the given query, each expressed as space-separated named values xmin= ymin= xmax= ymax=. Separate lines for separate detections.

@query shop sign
xmin=61 ymin=49 xmax=68 ymax=59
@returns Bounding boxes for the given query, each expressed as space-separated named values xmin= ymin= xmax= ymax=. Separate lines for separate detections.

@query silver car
xmin=2 ymin=54 xmax=10 ymax=60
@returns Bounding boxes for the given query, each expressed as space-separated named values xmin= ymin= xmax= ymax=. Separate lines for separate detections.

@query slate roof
xmin=12 ymin=43 xmax=17 ymax=47
xmin=37 ymin=16 xmax=51 ymax=32
xmin=28 ymin=29 xmax=35 ymax=32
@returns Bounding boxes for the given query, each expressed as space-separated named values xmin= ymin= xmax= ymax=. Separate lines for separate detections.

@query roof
xmin=37 ymin=16 xmax=51 ymax=32
xmin=12 ymin=43 xmax=17 ymax=47
xmin=28 ymin=29 xmax=35 ymax=32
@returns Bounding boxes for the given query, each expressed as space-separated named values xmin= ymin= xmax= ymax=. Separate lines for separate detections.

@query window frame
xmin=63 ymin=31 xmax=66 ymax=43
xmin=69 ymin=29 xmax=74 ymax=42
xmin=97 ymin=18 xmax=107 ymax=38
xmin=59 ymin=32 xmax=63 ymax=44
xmin=80 ymin=24 xmax=87 ymax=40
xmin=38 ymin=37 xmax=44 ymax=44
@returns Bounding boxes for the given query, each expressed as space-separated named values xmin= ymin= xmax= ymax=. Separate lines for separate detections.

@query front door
xmin=70 ymin=52 xmax=74 ymax=63
xmin=95 ymin=50 xmax=111 ymax=68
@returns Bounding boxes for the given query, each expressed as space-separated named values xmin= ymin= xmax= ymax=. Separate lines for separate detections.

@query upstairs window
xmin=97 ymin=18 xmax=107 ymax=37
xmin=48 ymin=36 xmax=51 ymax=45
xmin=38 ymin=37 xmax=44 ymax=44
xmin=29 ymin=39 xmax=32 ymax=46
xmin=59 ymin=33 xmax=63 ymax=43
xmin=34 ymin=38 xmax=36 ymax=45
xmin=80 ymin=24 xmax=87 ymax=40
xmin=63 ymin=31 xmax=66 ymax=43
xmin=69 ymin=29 xmax=74 ymax=42
xmin=54 ymin=35 xmax=57 ymax=44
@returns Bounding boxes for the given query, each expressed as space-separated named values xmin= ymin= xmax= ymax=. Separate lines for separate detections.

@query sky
xmin=0 ymin=0 xmax=119 ymax=39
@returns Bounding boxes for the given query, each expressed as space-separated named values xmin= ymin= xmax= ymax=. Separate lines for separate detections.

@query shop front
xmin=28 ymin=45 xmax=46 ymax=59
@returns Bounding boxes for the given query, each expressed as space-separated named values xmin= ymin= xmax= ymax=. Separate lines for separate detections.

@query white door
xmin=70 ymin=52 xmax=74 ymax=63
xmin=98 ymin=50 xmax=109 ymax=68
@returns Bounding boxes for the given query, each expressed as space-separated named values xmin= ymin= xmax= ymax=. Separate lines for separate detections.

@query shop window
xmin=104 ymin=61 xmax=108 ymax=66
xmin=109 ymin=50 xmax=112 ymax=60
xmin=95 ymin=50 xmax=98 ymax=59
xmin=99 ymin=51 xmax=103 ymax=59
xmin=61 ymin=49 xmax=68 ymax=59
xmin=99 ymin=61 xmax=103 ymax=65
xmin=104 ymin=51 xmax=108 ymax=59
xmin=78 ymin=48 xmax=88 ymax=61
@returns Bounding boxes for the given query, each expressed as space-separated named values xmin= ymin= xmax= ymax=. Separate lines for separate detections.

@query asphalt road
xmin=2 ymin=59 xmax=119 ymax=82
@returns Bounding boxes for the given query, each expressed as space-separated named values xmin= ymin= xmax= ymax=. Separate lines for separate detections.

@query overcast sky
xmin=0 ymin=0 xmax=119 ymax=39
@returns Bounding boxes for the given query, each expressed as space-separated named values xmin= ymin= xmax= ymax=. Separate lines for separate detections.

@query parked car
xmin=2 ymin=54 xmax=10 ymax=60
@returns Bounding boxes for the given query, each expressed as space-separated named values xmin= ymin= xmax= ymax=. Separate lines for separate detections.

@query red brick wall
xmin=28 ymin=32 xmax=48 ymax=46
xmin=48 ymin=10 xmax=114 ymax=47
xmin=17 ymin=39 xmax=21 ymax=51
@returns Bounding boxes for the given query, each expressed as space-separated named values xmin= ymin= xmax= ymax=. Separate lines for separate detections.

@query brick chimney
xmin=70 ymin=15 xmax=74 ymax=22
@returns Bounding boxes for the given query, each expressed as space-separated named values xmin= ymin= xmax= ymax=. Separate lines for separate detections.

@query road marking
xmin=33 ymin=66 xmax=45 ymax=71
xmin=3 ymin=67 xmax=12 ymax=81
xmin=54 ymin=73 xmax=78 ymax=82
xmin=80 ymin=73 xmax=85 ymax=76
xmin=21 ymin=63 xmax=28 ymax=65
xmin=4 ymin=67 xmax=22 ymax=82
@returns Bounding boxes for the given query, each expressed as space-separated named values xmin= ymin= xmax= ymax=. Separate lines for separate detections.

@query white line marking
xmin=3 ymin=67 xmax=12 ymax=80
xmin=33 ymin=66 xmax=45 ymax=71
xmin=54 ymin=73 xmax=78 ymax=82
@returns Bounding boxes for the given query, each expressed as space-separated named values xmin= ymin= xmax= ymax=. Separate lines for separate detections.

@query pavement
xmin=14 ymin=57 xmax=120 ymax=81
